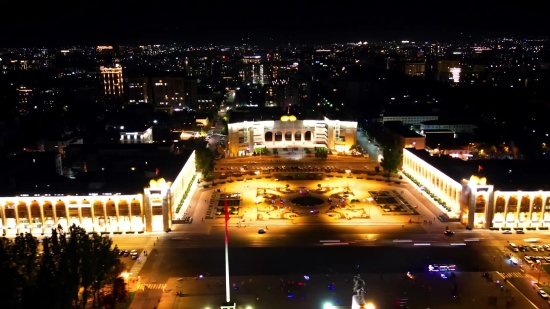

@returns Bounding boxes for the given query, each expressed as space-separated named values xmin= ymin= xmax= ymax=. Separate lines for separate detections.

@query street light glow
xmin=365 ymin=304 xmax=375 ymax=309
xmin=323 ymin=303 xmax=334 ymax=309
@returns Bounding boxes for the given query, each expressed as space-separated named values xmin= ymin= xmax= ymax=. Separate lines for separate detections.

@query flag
xmin=478 ymin=165 xmax=483 ymax=172
xmin=224 ymin=199 xmax=230 ymax=245
xmin=155 ymin=168 xmax=159 ymax=175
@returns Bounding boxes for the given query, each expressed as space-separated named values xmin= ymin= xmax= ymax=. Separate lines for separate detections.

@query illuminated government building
xmin=227 ymin=111 xmax=357 ymax=157
xmin=0 ymin=147 xmax=196 ymax=235
xmin=403 ymin=148 xmax=550 ymax=229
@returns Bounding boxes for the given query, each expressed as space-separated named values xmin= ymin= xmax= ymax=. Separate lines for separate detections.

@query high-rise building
xmin=151 ymin=77 xmax=185 ymax=107
xmin=126 ymin=77 xmax=149 ymax=104
xmin=100 ymin=64 xmax=124 ymax=96
xmin=240 ymin=55 xmax=265 ymax=85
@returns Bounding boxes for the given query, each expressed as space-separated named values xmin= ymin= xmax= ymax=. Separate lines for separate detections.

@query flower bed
xmin=402 ymin=171 xmax=452 ymax=212
xmin=176 ymin=174 xmax=197 ymax=213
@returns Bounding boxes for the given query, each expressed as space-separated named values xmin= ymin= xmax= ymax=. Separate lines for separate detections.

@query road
xmin=123 ymin=225 xmax=550 ymax=308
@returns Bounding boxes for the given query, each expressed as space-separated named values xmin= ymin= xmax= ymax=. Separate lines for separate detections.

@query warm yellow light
xmin=479 ymin=177 xmax=487 ymax=185
xmin=157 ymin=178 xmax=167 ymax=189
xmin=288 ymin=115 xmax=297 ymax=121
xmin=280 ymin=115 xmax=289 ymax=121
xmin=469 ymin=175 xmax=480 ymax=185
xmin=149 ymin=179 xmax=158 ymax=189
xmin=121 ymin=271 xmax=129 ymax=279
xmin=365 ymin=304 xmax=375 ymax=309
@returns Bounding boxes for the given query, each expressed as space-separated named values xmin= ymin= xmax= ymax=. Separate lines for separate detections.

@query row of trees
xmin=0 ymin=225 xmax=127 ymax=309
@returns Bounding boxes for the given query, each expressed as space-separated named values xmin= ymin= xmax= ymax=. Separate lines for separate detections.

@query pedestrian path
xmin=501 ymin=272 xmax=530 ymax=278
xmin=138 ymin=283 xmax=166 ymax=290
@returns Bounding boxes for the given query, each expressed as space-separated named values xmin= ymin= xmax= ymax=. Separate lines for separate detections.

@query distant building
xmin=382 ymin=115 xmax=438 ymax=126
xmin=420 ymin=120 xmax=477 ymax=134
xmin=404 ymin=62 xmax=426 ymax=77
xmin=227 ymin=113 xmax=357 ymax=156
xmin=384 ymin=122 xmax=425 ymax=150
xmin=151 ymin=77 xmax=185 ymax=107
xmin=126 ymin=77 xmax=149 ymax=104
xmin=100 ymin=64 xmax=124 ymax=96
xmin=119 ymin=126 xmax=153 ymax=144
xmin=240 ymin=55 xmax=264 ymax=85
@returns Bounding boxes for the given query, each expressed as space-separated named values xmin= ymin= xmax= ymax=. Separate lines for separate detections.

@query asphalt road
xmin=124 ymin=226 xmax=550 ymax=308
xmin=132 ymin=226 xmax=545 ymax=279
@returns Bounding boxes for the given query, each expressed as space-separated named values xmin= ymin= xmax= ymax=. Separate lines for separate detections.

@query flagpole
xmin=224 ymin=199 xmax=230 ymax=303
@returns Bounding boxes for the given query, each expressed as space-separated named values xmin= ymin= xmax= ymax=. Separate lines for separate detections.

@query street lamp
xmin=366 ymin=197 xmax=373 ymax=218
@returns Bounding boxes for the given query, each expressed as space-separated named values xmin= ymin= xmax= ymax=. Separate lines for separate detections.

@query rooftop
xmin=407 ymin=149 xmax=550 ymax=191
xmin=421 ymin=120 xmax=476 ymax=125
xmin=384 ymin=122 xmax=424 ymax=138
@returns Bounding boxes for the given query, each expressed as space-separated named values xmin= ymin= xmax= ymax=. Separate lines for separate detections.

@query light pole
xmin=366 ymin=197 xmax=373 ymax=218
xmin=255 ymin=171 xmax=260 ymax=187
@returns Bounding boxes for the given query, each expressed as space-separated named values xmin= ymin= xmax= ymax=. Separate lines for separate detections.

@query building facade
xmin=227 ymin=116 xmax=357 ymax=156
xmin=0 ymin=151 xmax=196 ymax=235
xmin=420 ymin=121 xmax=477 ymax=133
xmin=403 ymin=148 xmax=550 ymax=229
xmin=382 ymin=115 xmax=438 ymax=126
xmin=119 ymin=126 xmax=153 ymax=144
xmin=100 ymin=64 xmax=124 ymax=97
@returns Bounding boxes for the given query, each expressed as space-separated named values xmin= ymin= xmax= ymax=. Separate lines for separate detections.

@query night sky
xmin=1 ymin=1 xmax=549 ymax=46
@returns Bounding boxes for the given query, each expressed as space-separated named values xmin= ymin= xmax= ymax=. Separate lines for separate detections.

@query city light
xmin=323 ymin=302 xmax=334 ymax=309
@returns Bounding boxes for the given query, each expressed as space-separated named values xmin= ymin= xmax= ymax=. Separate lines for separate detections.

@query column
xmin=1 ymin=205 xmax=6 ymax=232
xmin=15 ymin=204 xmax=20 ymax=234
xmin=39 ymin=202 xmax=46 ymax=234
xmin=503 ymin=197 xmax=510 ymax=227
xmin=528 ymin=197 xmax=535 ymax=227
xmin=114 ymin=198 xmax=121 ymax=232
xmin=128 ymin=201 xmax=133 ymax=232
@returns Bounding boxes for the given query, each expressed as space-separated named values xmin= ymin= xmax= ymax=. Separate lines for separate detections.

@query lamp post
xmin=367 ymin=197 xmax=373 ymax=218
xmin=254 ymin=171 xmax=260 ymax=187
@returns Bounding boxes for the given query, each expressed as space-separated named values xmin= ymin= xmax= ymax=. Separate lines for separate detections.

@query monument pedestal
xmin=220 ymin=302 xmax=236 ymax=309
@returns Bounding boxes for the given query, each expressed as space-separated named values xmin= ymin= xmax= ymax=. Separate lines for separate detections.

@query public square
xmin=122 ymin=156 xmax=550 ymax=309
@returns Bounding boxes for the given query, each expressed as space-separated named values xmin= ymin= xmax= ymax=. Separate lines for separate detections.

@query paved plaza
xmin=132 ymin=272 xmax=535 ymax=309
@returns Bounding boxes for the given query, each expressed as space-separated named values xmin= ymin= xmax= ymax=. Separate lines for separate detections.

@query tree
xmin=195 ymin=148 xmax=215 ymax=177
xmin=0 ymin=225 xmax=125 ymax=309
xmin=380 ymin=145 xmax=403 ymax=178
xmin=220 ymin=119 xmax=228 ymax=135
xmin=349 ymin=144 xmax=364 ymax=156
xmin=315 ymin=148 xmax=328 ymax=159
xmin=254 ymin=147 xmax=270 ymax=155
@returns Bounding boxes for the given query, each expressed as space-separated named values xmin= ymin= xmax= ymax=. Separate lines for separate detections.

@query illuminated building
xmin=152 ymin=77 xmax=185 ymax=107
xmin=404 ymin=62 xmax=426 ymax=77
xmin=126 ymin=77 xmax=149 ymax=104
xmin=403 ymin=148 xmax=550 ymax=229
xmin=101 ymin=64 xmax=124 ymax=96
xmin=17 ymin=86 xmax=33 ymax=106
xmin=382 ymin=115 xmax=438 ymax=126
xmin=227 ymin=113 xmax=357 ymax=156
xmin=436 ymin=60 xmax=460 ymax=82
xmin=240 ymin=56 xmax=264 ymax=85
xmin=119 ymin=126 xmax=153 ymax=144
xmin=0 ymin=151 xmax=196 ymax=235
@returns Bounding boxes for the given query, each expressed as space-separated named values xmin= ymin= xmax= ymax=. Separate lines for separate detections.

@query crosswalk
xmin=501 ymin=272 xmax=529 ymax=278
xmin=138 ymin=283 xmax=166 ymax=290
